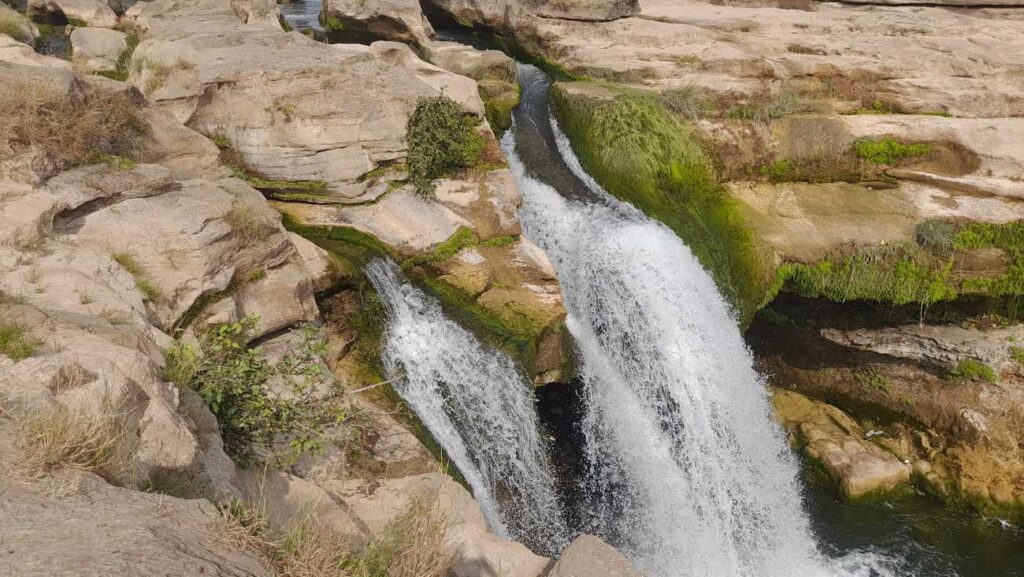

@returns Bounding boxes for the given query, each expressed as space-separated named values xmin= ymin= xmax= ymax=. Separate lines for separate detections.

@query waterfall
xmin=503 ymin=65 xmax=895 ymax=577
xmin=365 ymin=259 xmax=570 ymax=554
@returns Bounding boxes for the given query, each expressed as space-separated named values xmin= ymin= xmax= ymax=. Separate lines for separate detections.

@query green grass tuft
xmin=1010 ymin=346 xmax=1024 ymax=365
xmin=0 ymin=320 xmax=42 ymax=360
xmin=112 ymin=251 xmax=161 ymax=301
xmin=854 ymin=137 xmax=934 ymax=165
xmin=948 ymin=359 xmax=998 ymax=383
xmin=552 ymin=83 xmax=774 ymax=324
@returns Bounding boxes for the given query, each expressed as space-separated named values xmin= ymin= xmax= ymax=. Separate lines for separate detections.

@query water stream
xmin=365 ymin=259 xmax=570 ymax=555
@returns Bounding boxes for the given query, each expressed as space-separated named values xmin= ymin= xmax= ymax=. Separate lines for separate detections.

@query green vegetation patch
xmin=0 ymin=319 xmax=42 ymax=360
xmin=551 ymin=83 xmax=774 ymax=323
xmin=229 ymin=166 xmax=329 ymax=198
xmin=112 ymin=251 xmax=161 ymax=301
xmin=406 ymin=96 xmax=484 ymax=195
xmin=483 ymin=87 xmax=521 ymax=135
xmin=854 ymin=137 xmax=934 ymax=165
xmin=775 ymin=221 xmax=1024 ymax=307
xmin=947 ymin=359 xmax=998 ymax=383
xmin=164 ymin=317 xmax=345 ymax=467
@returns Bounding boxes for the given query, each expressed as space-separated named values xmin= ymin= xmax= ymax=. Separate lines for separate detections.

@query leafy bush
xmin=0 ymin=319 xmax=42 ymax=360
xmin=948 ymin=359 xmax=998 ymax=383
xmin=915 ymin=220 xmax=956 ymax=252
xmin=406 ymin=96 xmax=483 ymax=195
xmin=854 ymin=137 xmax=933 ymax=165
xmin=0 ymin=78 xmax=146 ymax=168
xmin=164 ymin=317 xmax=345 ymax=467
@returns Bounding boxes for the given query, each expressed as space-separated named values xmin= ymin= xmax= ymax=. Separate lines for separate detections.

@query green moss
xmin=483 ymin=88 xmax=521 ymax=135
xmin=948 ymin=359 xmax=998 ymax=383
xmin=92 ymin=31 xmax=139 ymax=82
xmin=493 ymin=33 xmax=579 ymax=82
xmin=92 ymin=152 xmax=137 ymax=171
xmin=777 ymin=244 xmax=957 ymax=306
xmin=321 ymin=15 xmax=345 ymax=31
xmin=551 ymin=83 xmax=773 ymax=324
xmin=759 ymin=159 xmax=792 ymax=182
xmin=0 ymin=320 xmax=42 ymax=360
xmin=401 ymin=227 xmax=477 ymax=269
xmin=229 ymin=166 xmax=329 ymax=198
xmin=853 ymin=370 xmax=892 ymax=395
xmin=854 ymin=137 xmax=934 ymax=165
xmin=406 ymin=96 xmax=483 ymax=195
xmin=953 ymin=221 xmax=1024 ymax=297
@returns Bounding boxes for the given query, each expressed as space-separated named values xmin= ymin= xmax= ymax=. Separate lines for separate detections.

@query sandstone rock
xmin=0 ymin=467 xmax=272 ymax=577
xmin=773 ymin=389 xmax=911 ymax=499
xmin=821 ymin=324 xmax=1024 ymax=371
xmin=549 ymin=534 xmax=642 ymax=577
xmin=531 ymin=0 xmax=639 ymax=21
xmin=27 ymin=0 xmax=118 ymax=27
xmin=368 ymin=41 xmax=485 ymax=118
xmin=230 ymin=0 xmax=281 ymax=25
xmin=70 ymin=27 xmax=127 ymax=73
xmin=322 ymin=0 xmax=435 ymax=47
xmin=0 ymin=34 xmax=72 ymax=68
xmin=429 ymin=41 xmax=517 ymax=83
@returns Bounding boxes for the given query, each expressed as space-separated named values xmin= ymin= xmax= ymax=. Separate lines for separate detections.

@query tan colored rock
xmin=773 ymin=389 xmax=911 ymax=499
xmin=230 ymin=0 xmax=281 ymax=25
xmin=70 ymin=27 xmax=127 ymax=73
xmin=368 ymin=41 xmax=485 ymax=118
xmin=27 ymin=0 xmax=118 ymax=27
xmin=429 ymin=40 xmax=517 ymax=83
xmin=0 ymin=467 xmax=272 ymax=577
xmin=531 ymin=0 xmax=639 ymax=21
xmin=322 ymin=0 xmax=435 ymax=47
xmin=549 ymin=534 xmax=642 ymax=577
xmin=821 ymin=324 xmax=1024 ymax=372
xmin=0 ymin=34 xmax=72 ymax=69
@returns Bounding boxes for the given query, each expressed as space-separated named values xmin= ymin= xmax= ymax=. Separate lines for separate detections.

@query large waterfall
xmin=504 ymin=65 xmax=894 ymax=577
xmin=365 ymin=259 xmax=570 ymax=554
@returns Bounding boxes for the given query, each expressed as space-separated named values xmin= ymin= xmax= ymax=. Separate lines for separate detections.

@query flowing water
xmin=365 ymin=259 xmax=571 ymax=554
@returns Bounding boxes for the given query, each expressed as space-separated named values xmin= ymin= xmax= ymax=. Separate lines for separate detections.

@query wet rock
xmin=772 ymin=389 xmax=911 ymax=499
xmin=821 ymin=324 xmax=1024 ymax=371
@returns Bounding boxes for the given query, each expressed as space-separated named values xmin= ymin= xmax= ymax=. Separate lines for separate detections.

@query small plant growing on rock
xmin=18 ymin=400 xmax=131 ymax=483
xmin=112 ymin=251 xmax=161 ymax=301
xmin=0 ymin=319 xmax=42 ymax=360
xmin=164 ymin=317 xmax=345 ymax=467
xmin=915 ymin=220 xmax=956 ymax=252
xmin=406 ymin=95 xmax=483 ymax=195
xmin=854 ymin=137 xmax=933 ymax=165
xmin=948 ymin=359 xmax=998 ymax=383
xmin=225 ymin=203 xmax=273 ymax=245
xmin=0 ymin=5 xmax=34 ymax=43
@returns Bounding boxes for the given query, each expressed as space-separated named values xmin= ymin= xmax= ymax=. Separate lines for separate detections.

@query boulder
xmin=549 ymin=534 xmax=642 ymax=577
xmin=321 ymin=0 xmax=435 ymax=47
xmin=230 ymin=0 xmax=281 ymax=25
xmin=27 ymin=0 xmax=118 ymax=27
xmin=70 ymin=27 xmax=127 ymax=73
xmin=773 ymin=389 xmax=912 ymax=499
xmin=0 ymin=467 xmax=272 ymax=577
xmin=0 ymin=34 xmax=71 ymax=68
xmin=429 ymin=41 xmax=517 ymax=83
xmin=531 ymin=0 xmax=639 ymax=21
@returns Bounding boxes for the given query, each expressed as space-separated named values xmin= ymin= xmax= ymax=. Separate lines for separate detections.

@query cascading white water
xmin=365 ymin=259 xmax=570 ymax=554
xmin=502 ymin=69 xmax=895 ymax=576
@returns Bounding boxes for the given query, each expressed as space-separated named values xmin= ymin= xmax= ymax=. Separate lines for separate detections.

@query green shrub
xmin=854 ymin=370 xmax=891 ymax=395
xmin=552 ymin=85 xmax=773 ymax=323
xmin=915 ymin=220 xmax=956 ymax=252
xmin=853 ymin=137 xmax=933 ymax=165
xmin=759 ymin=159 xmax=792 ymax=182
xmin=0 ymin=320 xmax=42 ymax=360
xmin=406 ymin=96 xmax=483 ymax=195
xmin=948 ymin=359 xmax=998 ymax=383
xmin=166 ymin=317 xmax=345 ymax=467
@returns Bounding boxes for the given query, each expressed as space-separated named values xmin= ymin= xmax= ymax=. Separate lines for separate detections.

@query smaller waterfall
xmin=365 ymin=259 xmax=571 ymax=554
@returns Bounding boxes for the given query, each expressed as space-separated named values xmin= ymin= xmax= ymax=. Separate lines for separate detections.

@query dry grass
xmin=0 ymin=6 xmax=33 ymax=43
xmin=225 ymin=204 xmax=273 ymax=245
xmin=17 ymin=402 xmax=132 ymax=483
xmin=218 ymin=493 xmax=454 ymax=577
xmin=111 ymin=251 xmax=162 ymax=301
xmin=0 ymin=78 xmax=147 ymax=169
xmin=0 ymin=319 xmax=42 ymax=360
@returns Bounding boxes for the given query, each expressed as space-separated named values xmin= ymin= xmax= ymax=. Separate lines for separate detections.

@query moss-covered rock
xmin=550 ymin=81 xmax=775 ymax=323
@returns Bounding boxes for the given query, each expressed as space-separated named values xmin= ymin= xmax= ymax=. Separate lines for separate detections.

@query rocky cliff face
xmin=0 ymin=0 xmax=638 ymax=573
